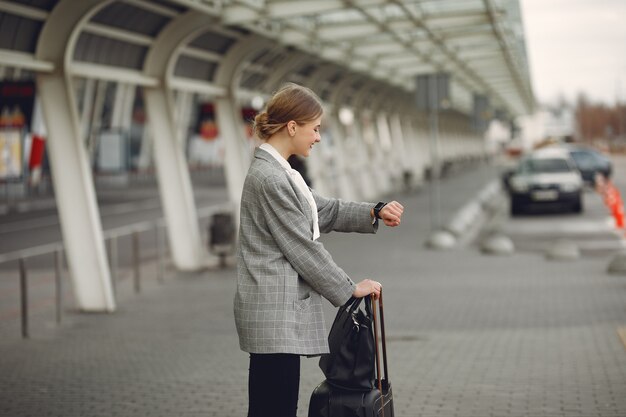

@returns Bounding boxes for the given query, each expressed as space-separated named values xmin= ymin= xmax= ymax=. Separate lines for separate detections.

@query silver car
xmin=507 ymin=148 xmax=584 ymax=215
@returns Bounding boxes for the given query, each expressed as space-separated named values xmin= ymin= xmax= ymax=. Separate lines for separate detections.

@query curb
xmin=426 ymin=179 xmax=505 ymax=250
xmin=0 ymin=198 xmax=58 ymax=215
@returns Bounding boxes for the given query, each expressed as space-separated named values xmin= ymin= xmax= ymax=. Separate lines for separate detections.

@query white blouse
xmin=259 ymin=143 xmax=320 ymax=240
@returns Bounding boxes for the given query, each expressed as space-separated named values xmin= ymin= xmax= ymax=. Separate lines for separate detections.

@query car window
xmin=520 ymin=158 xmax=572 ymax=174
xmin=570 ymin=149 xmax=610 ymax=167
xmin=590 ymin=151 xmax=609 ymax=164
xmin=570 ymin=151 xmax=595 ymax=169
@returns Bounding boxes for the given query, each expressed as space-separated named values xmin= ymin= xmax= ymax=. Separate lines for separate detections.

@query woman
xmin=234 ymin=83 xmax=404 ymax=417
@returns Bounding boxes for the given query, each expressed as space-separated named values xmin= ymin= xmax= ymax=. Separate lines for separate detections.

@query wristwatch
xmin=372 ymin=202 xmax=387 ymax=225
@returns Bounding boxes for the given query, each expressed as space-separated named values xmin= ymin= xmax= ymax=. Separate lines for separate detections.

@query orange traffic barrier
xmin=598 ymin=180 xmax=625 ymax=229
xmin=612 ymin=194 xmax=625 ymax=228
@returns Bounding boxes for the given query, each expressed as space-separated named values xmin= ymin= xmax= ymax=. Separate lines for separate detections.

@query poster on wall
xmin=0 ymin=81 xmax=36 ymax=129
xmin=0 ymin=129 xmax=23 ymax=180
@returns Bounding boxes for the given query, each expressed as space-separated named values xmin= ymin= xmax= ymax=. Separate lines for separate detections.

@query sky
xmin=519 ymin=0 xmax=626 ymax=106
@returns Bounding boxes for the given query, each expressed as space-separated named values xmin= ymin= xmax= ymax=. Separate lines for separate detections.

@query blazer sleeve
xmin=260 ymin=174 xmax=355 ymax=307
xmin=312 ymin=189 xmax=378 ymax=234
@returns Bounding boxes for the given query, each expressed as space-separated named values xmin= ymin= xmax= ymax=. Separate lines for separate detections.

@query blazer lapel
xmin=254 ymin=147 xmax=314 ymax=226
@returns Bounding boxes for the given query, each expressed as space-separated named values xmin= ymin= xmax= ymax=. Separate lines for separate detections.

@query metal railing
xmin=104 ymin=220 xmax=168 ymax=297
xmin=0 ymin=205 xmax=230 ymax=339
xmin=0 ymin=242 xmax=65 ymax=339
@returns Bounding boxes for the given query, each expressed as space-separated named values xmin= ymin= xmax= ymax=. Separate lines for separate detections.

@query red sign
xmin=197 ymin=103 xmax=219 ymax=141
xmin=29 ymin=135 xmax=45 ymax=169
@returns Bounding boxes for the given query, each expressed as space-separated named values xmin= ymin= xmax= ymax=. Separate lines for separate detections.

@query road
xmin=0 ymin=186 xmax=229 ymax=255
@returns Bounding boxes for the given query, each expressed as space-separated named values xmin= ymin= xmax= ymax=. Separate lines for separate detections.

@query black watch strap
xmin=373 ymin=202 xmax=387 ymax=220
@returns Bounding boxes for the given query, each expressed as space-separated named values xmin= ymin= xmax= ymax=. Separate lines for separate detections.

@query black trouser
xmin=248 ymin=353 xmax=301 ymax=417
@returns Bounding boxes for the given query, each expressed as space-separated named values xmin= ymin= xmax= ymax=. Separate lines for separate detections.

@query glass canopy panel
xmin=189 ymin=31 xmax=237 ymax=54
xmin=91 ymin=2 xmax=172 ymax=37
xmin=9 ymin=0 xmax=59 ymax=11
xmin=174 ymin=56 xmax=218 ymax=81
xmin=0 ymin=14 xmax=42 ymax=53
xmin=73 ymin=33 xmax=147 ymax=70
xmin=419 ymin=0 xmax=484 ymax=14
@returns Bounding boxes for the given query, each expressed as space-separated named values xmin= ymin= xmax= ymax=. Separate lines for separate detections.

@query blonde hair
xmin=254 ymin=83 xmax=323 ymax=141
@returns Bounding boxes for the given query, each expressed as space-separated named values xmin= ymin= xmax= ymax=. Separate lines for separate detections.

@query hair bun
xmin=253 ymin=112 xmax=271 ymax=140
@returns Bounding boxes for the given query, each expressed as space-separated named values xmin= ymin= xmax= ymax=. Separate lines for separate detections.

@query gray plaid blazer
xmin=234 ymin=148 xmax=377 ymax=355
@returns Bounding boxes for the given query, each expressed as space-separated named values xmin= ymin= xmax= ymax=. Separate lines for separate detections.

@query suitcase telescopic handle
xmin=371 ymin=291 xmax=390 ymax=386
xmin=378 ymin=291 xmax=389 ymax=383
xmin=371 ymin=291 xmax=389 ymax=417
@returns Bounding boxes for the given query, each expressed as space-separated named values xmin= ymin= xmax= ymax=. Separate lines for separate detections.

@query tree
xmin=574 ymin=92 xmax=624 ymax=146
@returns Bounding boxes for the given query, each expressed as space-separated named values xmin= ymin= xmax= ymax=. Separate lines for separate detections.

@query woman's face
xmin=292 ymin=116 xmax=322 ymax=157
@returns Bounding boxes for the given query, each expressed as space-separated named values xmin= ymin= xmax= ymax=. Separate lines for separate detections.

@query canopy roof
xmin=218 ymin=0 xmax=534 ymax=115
xmin=0 ymin=0 xmax=534 ymax=116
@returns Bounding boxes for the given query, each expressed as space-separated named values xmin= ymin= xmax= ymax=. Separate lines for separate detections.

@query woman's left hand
xmin=380 ymin=201 xmax=404 ymax=227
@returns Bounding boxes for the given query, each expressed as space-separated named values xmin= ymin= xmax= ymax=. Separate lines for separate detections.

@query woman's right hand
xmin=353 ymin=279 xmax=382 ymax=299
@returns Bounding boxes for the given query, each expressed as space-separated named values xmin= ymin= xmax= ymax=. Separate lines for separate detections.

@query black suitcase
xmin=309 ymin=292 xmax=394 ymax=417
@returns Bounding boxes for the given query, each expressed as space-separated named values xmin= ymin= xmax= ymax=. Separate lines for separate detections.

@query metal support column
xmin=34 ymin=0 xmax=116 ymax=311
xmin=144 ymin=87 xmax=206 ymax=270
xmin=37 ymin=73 xmax=116 ymax=311
xmin=214 ymin=95 xmax=249 ymax=207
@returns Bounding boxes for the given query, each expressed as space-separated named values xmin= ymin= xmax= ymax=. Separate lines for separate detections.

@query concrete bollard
xmin=480 ymin=233 xmax=514 ymax=255
xmin=425 ymin=230 xmax=457 ymax=250
xmin=607 ymin=252 xmax=626 ymax=275
xmin=545 ymin=239 xmax=580 ymax=261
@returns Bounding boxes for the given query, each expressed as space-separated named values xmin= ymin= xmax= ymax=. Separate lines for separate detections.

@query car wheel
xmin=572 ymin=197 xmax=583 ymax=213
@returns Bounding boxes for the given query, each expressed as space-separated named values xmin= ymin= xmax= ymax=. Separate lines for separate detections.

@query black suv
xmin=564 ymin=145 xmax=612 ymax=185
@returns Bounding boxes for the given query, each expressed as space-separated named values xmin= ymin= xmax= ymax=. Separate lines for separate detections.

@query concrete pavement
xmin=1 ymin=161 xmax=626 ymax=417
